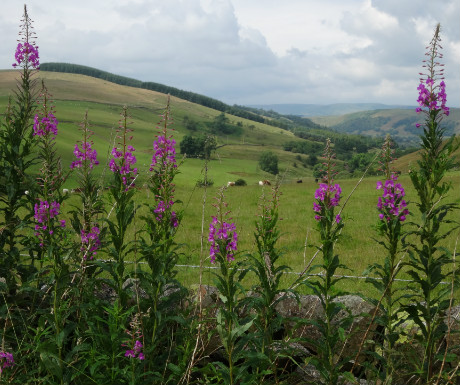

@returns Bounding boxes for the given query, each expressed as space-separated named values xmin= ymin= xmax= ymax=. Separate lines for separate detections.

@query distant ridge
xmin=248 ymin=103 xmax=415 ymax=117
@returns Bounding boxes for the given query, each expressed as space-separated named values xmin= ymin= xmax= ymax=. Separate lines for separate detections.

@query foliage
xmin=179 ymin=135 xmax=216 ymax=159
xmin=259 ymin=151 xmax=279 ymax=175
xmin=403 ymin=24 xmax=460 ymax=384
xmin=301 ymin=139 xmax=352 ymax=385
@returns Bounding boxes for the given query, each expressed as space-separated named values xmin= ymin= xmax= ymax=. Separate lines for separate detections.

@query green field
xmin=1 ymin=69 xmax=459 ymax=295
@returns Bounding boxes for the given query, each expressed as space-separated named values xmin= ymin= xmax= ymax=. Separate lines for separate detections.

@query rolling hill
xmin=0 ymin=69 xmax=327 ymax=187
xmin=2 ymin=68 xmax=454 ymax=186
xmin=310 ymin=108 xmax=460 ymax=147
xmin=248 ymin=103 xmax=416 ymax=117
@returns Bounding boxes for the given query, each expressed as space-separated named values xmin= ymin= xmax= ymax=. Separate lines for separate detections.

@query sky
xmin=1 ymin=0 xmax=459 ymax=107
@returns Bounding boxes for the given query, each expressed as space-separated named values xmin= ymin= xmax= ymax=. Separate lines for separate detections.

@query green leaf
xmin=40 ymin=351 xmax=62 ymax=379
xmin=230 ymin=318 xmax=254 ymax=341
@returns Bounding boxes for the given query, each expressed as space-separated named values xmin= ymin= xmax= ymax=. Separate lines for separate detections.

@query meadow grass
xmin=55 ymin=169 xmax=459 ymax=298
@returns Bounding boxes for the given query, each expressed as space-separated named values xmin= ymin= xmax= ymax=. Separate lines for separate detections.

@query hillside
xmin=2 ymin=69 xmax=437 ymax=184
xmin=248 ymin=103 xmax=415 ymax=117
xmin=310 ymin=108 xmax=460 ymax=147
xmin=0 ymin=70 xmax=329 ymax=186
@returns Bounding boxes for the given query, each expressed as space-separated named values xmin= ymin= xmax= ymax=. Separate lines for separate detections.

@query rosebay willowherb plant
xmin=360 ymin=135 xmax=409 ymax=384
xmin=104 ymin=105 xmax=138 ymax=308
xmin=69 ymin=111 xmax=104 ymax=265
xmin=245 ymin=177 xmax=294 ymax=383
xmin=301 ymin=138 xmax=354 ymax=385
xmin=29 ymin=78 xmax=74 ymax=385
xmin=204 ymin=187 xmax=255 ymax=385
xmin=134 ymin=97 xmax=192 ymax=383
xmin=404 ymin=23 xmax=459 ymax=384
xmin=0 ymin=5 xmax=40 ymax=295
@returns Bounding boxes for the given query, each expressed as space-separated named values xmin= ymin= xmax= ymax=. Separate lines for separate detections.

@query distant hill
xmin=309 ymin=108 xmax=460 ymax=147
xmin=248 ymin=103 xmax=415 ymax=117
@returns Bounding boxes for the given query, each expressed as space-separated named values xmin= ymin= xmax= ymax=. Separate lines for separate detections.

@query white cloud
xmin=0 ymin=0 xmax=459 ymax=106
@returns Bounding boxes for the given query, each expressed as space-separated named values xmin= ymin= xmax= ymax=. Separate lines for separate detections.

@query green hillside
xmin=310 ymin=108 xmax=460 ymax=146
xmin=1 ymin=69 xmax=426 ymax=184
xmin=0 ymin=70 xmax=324 ymax=187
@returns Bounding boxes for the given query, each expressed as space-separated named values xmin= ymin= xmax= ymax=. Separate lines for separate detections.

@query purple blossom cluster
xmin=109 ymin=145 xmax=138 ymax=186
xmin=313 ymin=183 xmax=342 ymax=223
xmin=12 ymin=42 xmax=39 ymax=69
xmin=33 ymin=113 xmax=58 ymax=139
xmin=70 ymin=142 xmax=99 ymax=169
xmin=376 ymin=176 xmax=409 ymax=222
xmin=154 ymin=200 xmax=178 ymax=228
xmin=33 ymin=200 xmax=65 ymax=247
xmin=208 ymin=216 xmax=238 ymax=263
xmin=124 ymin=340 xmax=144 ymax=361
xmin=0 ymin=351 xmax=14 ymax=373
xmin=80 ymin=227 xmax=101 ymax=259
xmin=416 ymin=78 xmax=449 ymax=117
xmin=149 ymin=135 xmax=177 ymax=170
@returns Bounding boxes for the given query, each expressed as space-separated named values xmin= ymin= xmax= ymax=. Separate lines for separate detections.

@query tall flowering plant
xmin=0 ymin=5 xmax=40 ymax=294
xmin=24 ymin=76 xmax=70 ymax=385
xmin=34 ymin=81 xmax=67 ymax=199
xmin=404 ymin=24 xmax=459 ymax=383
xmin=105 ymin=105 xmax=137 ymax=307
xmin=245 ymin=179 xmax=294 ymax=382
xmin=30 ymin=81 xmax=68 ymax=267
xmin=69 ymin=112 xmax=103 ymax=264
xmin=136 ymin=97 xmax=187 ymax=379
xmin=144 ymin=96 xmax=181 ymax=256
xmin=206 ymin=188 xmax=254 ymax=385
xmin=303 ymin=138 xmax=352 ymax=385
xmin=359 ymin=135 xmax=409 ymax=384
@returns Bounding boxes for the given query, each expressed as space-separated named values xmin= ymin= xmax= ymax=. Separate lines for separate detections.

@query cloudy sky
xmin=1 ymin=0 xmax=459 ymax=107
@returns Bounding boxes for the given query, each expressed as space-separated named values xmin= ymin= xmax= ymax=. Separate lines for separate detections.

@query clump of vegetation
xmin=259 ymin=150 xmax=279 ymax=175
xmin=196 ymin=177 xmax=214 ymax=187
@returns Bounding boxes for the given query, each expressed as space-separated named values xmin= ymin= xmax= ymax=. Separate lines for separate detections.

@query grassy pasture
xmin=56 ymin=170 xmax=458 ymax=297
xmin=1 ymin=69 xmax=459 ymax=297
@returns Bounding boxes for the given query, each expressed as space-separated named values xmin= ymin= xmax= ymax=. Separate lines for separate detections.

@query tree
xmin=183 ymin=115 xmax=198 ymax=131
xmin=259 ymin=151 xmax=279 ymax=175
xmin=179 ymin=135 xmax=216 ymax=159
xmin=212 ymin=112 xmax=230 ymax=134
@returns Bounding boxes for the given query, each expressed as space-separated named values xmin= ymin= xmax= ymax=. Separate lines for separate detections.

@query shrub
xmin=196 ymin=178 xmax=214 ymax=187
xmin=259 ymin=151 xmax=279 ymax=175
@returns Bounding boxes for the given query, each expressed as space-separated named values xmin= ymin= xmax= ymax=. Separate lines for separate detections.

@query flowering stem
xmin=405 ymin=23 xmax=458 ymax=383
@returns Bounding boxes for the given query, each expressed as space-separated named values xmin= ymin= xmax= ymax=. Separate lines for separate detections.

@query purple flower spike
xmin=313 ymin=183 xmax=342 ymax=222
xmin=150 ymin=135 xmax=177 ymax=170
xmin=109 ymin=144 xmax=138 ymax=186
xmin=416 ymin=77 xmax=449 ymax=117
xmin=33 ymin=200 xmax=65 ymax=247
xmin=376 ymin=176 xmax=409 ymax=223
xmin=124 ymin=340 xmax=144 ymax=361
xmin=71 ymin=142 xmax=99 ymax=169
xmin=0 ymin=350 xmax=15 ymax=373
xmin=12 ymin=42 xmax=39 ymax=69
xmin=80 ymin=226 xmax=101 ymax=259
xmin=33 ymin=113 xmax=58 ymax=139
xmin=208 ymin=215 xmax=238 ymax=263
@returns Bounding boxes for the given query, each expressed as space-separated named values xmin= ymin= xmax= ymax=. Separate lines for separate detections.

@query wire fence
xmin=19 ymin=254 xmax=452 ymax=284
xmin=91 ymin=259 xmax=451 ymax=285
